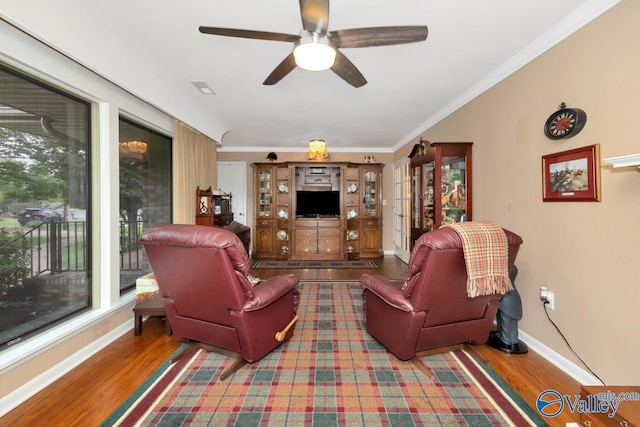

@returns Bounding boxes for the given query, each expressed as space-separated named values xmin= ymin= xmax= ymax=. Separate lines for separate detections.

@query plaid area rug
xmin=251 ymin=260 xmax=379 ymax=269
xmin=103 ymin=282 xmax=546 ymax=426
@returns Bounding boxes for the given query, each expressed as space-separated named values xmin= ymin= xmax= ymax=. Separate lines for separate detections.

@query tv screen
xmin=296 ymin=190 xmax=340 ymax=217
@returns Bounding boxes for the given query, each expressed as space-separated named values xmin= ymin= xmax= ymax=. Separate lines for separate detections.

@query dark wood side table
xmin=133 ymin=296 xmax=171 ymax=336
xmin=222 ymin=221 xmax=251 ymax=254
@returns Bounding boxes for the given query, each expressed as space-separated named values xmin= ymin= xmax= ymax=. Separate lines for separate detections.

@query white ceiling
xmin=0 ymin=0 xmax=619 ymax=153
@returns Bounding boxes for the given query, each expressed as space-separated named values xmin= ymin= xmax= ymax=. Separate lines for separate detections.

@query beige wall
xmin=217 ymin=151 xmax=396 ymax=254
xmin=396 ymin=0 xmax=640 ymax=385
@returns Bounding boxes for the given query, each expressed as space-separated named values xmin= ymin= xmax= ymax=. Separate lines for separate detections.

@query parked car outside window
xmin=17 ymin=208 xmax=62 ymax=226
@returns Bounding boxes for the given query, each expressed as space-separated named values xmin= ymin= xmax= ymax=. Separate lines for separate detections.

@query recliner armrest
xmin=360 ymin=274 xmax=414 ymax=312
xmin=242 ymin=273 xmax=299 ymax=312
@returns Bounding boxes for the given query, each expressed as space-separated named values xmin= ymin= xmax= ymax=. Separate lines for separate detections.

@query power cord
xmin=542 ymin=301 xmax=605 ymax=385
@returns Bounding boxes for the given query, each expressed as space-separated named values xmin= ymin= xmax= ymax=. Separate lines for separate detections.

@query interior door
xmin=216 ymin=161 xmax=247 ymax=225
xmin=393 ymin=158 xmax=411 ymax=263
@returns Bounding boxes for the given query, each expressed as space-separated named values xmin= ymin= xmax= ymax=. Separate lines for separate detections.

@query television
xmin=296 ymin=190 xmax=340 ymax=217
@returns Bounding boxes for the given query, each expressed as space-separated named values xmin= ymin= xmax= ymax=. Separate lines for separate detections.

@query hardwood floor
xmin=1 ymin=255 xmax=580 ymax=426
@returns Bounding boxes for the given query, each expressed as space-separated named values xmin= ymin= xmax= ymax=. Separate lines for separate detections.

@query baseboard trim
xmin=518 ymin=330 xmax=601 ymax=385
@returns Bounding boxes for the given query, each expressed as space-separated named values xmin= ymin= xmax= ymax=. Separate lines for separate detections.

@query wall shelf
xmin=602 ymin=154 xmax=640 ymax=168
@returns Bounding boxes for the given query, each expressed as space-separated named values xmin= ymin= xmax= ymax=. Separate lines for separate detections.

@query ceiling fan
xmin=199 ymin=0 xmax=428 ymax=88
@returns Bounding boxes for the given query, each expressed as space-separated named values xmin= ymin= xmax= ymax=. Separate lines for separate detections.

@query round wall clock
xmin=544 ymin=103 xmax=587 ymax=139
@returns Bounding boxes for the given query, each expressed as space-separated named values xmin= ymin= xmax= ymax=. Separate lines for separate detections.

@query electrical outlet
xmin=545 ymin=291 xmax=555 ymax=310
xmin=540 ymin=286 xmax=555 ymax=310
xmin=539 ymin=286 xmax=548 ymax=301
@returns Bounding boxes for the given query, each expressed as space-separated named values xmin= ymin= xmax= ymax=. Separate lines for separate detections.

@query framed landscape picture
xmin=542 ymin=144 xmax=601 ymax=202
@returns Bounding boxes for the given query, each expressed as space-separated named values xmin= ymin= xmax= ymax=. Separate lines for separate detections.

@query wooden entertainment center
xmin=252 ymin=162 xmax=383 ymax=260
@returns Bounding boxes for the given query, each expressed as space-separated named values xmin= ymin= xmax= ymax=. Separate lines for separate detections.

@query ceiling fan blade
xmin=263 ymin=53 xmax=298 ymax=85
xmin=331 ymin=50 xmax=367 ymax=88
xmin=299 ymin=0 xmax=330 ymax=35
xmin=330 ymin=26 xmax=428 ymax=48
xmin=199 ymin=26 xmax=299 ymax=43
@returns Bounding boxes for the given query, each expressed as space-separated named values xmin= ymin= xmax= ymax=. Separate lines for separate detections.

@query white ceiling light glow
xmin=293 ymin=32 xmax=336 ymax=71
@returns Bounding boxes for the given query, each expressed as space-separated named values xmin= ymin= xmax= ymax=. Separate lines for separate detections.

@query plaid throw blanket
xmin=444 ymin=221 xmax=513 ymax=298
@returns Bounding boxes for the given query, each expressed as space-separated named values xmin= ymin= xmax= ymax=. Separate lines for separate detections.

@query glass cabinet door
xmin=411 ymin=166 xmax=421 ymax=230
xmin=409 ymin=141 xmax=472 ymax=248
xmin=363 ymin=170 xmax=377 ymax=217
xmin=440 ymin=156 xmax=467 ymax=225
xmin=258 ymin=168 xmax=272 ymax=217
xmin=422 ymin=162 xmax=435 ymax=232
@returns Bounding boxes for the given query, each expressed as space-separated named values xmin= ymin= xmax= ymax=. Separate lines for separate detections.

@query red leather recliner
xmin=360 ymin=225 xmax=523 ymax=365
xmin=140 ymin=224 xmax=299 ymax=379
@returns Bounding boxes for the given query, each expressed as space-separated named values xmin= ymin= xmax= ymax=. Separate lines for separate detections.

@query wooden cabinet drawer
xmin=318 ymin=228 xmax=341 ymax=238
xmin=295 ymin=219 xmax=317 ymax=228
xmin=318 ymin=238 xmax=341 ymax=254
xmin=317 ymin=219 xmax=340 ymax=228
xmin=361 ymin=218 xmax=379 ymax=228
xmin=295 ymin=237 xmax=318 ymax=254
xmin=296 ymin=229 xmax=317 ymax=238
xmin=295 ymin=237 xmax=318 ymax=245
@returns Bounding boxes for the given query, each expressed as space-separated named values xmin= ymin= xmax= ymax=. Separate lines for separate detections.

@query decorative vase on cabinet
xmin=410 ymin=141 xmax=472 ymax=248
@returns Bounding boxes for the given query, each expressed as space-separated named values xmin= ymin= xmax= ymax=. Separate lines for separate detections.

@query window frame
xmin=0 ymin=63 xmax=93 ymax=351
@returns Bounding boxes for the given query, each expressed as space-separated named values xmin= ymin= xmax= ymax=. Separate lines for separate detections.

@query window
xmin=118 ymin=117 xmax=172 ymax=293
xmin=0 ymin=65 xmax=91 ymax=350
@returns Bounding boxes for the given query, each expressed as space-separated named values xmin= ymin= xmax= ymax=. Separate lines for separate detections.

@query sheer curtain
xmin=172 ymin=120 xmax=218 ymax=223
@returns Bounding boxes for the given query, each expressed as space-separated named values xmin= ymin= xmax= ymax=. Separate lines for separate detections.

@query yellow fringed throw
xmin=443 ymin=221 xmax=513 ymax=298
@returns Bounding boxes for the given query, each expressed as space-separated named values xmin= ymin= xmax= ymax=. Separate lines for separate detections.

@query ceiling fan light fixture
xmin=293 ymin=32 xmax=336 ymax=71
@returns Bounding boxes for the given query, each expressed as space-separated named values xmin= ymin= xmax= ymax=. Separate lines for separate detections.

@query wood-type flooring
xmin=1 ymin=255 xmax=580 ymax=426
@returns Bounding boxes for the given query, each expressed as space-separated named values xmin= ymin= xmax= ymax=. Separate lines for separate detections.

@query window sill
xmin=0 ymin=292 xmax=136 ymax=373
